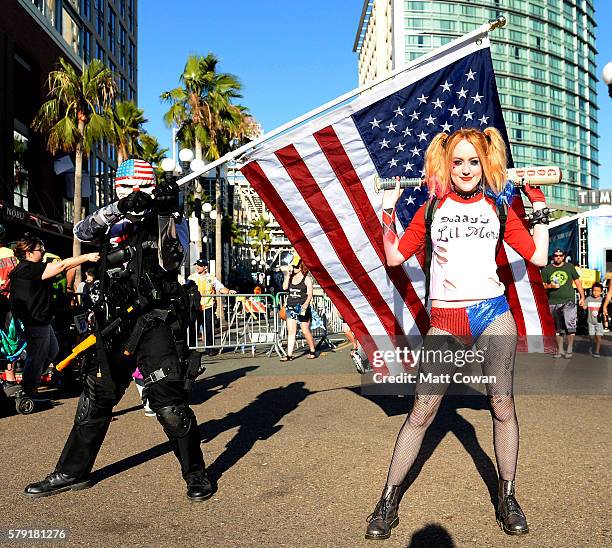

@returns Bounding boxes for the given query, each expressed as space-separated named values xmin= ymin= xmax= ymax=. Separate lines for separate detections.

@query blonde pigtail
xmin=424 ymin=133 xmax=450 ymax=197
xmin=483 ymin=127 xmax=508 ymax=194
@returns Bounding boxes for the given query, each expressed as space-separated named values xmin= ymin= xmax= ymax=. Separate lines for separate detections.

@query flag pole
xmin=176 ymin=16 xmax=507 ymax=187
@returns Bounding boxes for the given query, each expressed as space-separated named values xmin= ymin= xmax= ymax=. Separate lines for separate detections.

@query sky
xmin=139 ymin=0 xmax=612 ymax=185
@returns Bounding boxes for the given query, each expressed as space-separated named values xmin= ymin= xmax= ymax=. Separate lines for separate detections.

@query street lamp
xmin=603 ymin=62 xmax=612 ymax=98
xmin=199 ymin=202 xmax=215 ymax=261
xmin=161 ymin=149 xmax=207 ymax=271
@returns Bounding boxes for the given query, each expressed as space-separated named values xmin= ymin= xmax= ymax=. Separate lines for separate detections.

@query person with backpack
xmin=365 ymin=127 xmax=550 ymax=540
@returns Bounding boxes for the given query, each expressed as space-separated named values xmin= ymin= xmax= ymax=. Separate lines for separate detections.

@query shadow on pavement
xmin=105 ymin=366 xmax=259 ymax=419
xmin=111 ymin=404 xmax=144 ymax=418
xmin=203 ymin=382 xmax=312 ymax=482
xmin=406 ymin=523 xmax=455 ymax=547
xmin=190 ymin=365 xmax=259 ymax=406
xmin=89 ymin=366 xmax=261 ymax=484
xmin=351 ymin=387 xmax=499 ymax=509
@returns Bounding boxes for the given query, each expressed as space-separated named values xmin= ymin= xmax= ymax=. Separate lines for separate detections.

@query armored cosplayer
xmin=24 ymin=160 xmax=212 ymax=502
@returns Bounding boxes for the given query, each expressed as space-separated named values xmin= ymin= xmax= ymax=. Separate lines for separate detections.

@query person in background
xmin=132 ymin=367 xmax=155 ymax=417
xmin=339 ymin=316 xmax=370 ymax=373
xmin=188 ymin=259 xmax=236 ymax=354
xmin=9 ymin=235 xmax=99 ymax=396
xmin=583 ymin=282 xmax=605 ymax=357
xmin=603 ymin=279 xmax=611 ymax=332
xmin=76 ymin=267 xmax=98 ymax=310
xmin=0 ymin=224 xmax=18 ymax=384
xmin=281 ymin=257 xmax=317 ymax=361
xmin=541 ymin=249 xmax=585 ymax=359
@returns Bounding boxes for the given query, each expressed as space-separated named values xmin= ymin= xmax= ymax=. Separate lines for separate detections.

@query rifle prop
xmin=55 ymin=304 xmax=138 ymax=372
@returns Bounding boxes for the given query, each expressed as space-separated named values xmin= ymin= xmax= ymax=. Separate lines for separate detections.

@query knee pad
xmin=155 ymin=404 xmax=195 ymax=438
xmin=74 ymin=393 xmax=113 ymax=426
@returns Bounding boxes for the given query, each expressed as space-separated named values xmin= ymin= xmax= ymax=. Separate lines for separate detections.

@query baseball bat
xmin=374 ymin=165 xmax=562 ymax=192
xmin=55 ymin=334 xmax=96 ymax=372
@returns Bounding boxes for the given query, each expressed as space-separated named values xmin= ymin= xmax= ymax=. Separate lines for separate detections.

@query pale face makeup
xmin=450 ymin=139 xmax=483 ymax=193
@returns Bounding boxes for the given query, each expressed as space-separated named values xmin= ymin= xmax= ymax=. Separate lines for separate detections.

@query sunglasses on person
xmin=553 ymin=253 xmax=564 ymax=257
xmin=32 ymin=247 xmax=45 ymax=254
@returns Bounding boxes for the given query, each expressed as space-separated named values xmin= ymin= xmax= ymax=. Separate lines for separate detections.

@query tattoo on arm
xmin=382 ymin=207 xmax=398 ymax=245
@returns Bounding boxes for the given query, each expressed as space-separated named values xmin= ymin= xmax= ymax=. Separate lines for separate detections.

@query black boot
xmin=365 ymin=485 xmax=401 ymax=540
xmin=24 ymin=472 xmax=91 ymax=499
xmin=497 ymin=479 xmax=529 ymax=535
xmin=186 ymin=470 xmax=214 ymax=502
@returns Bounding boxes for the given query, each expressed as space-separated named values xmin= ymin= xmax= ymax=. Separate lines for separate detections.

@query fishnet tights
xmin=385 ymin=311 xmax=519 ymax=487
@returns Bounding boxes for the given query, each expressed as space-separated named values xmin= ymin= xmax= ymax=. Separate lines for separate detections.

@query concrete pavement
xmin=0 ymin=341 xmax=610 ymax=547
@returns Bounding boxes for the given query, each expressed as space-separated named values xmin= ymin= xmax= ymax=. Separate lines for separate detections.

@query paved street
xmin=1 ymin=341 xmax=610 ymax=547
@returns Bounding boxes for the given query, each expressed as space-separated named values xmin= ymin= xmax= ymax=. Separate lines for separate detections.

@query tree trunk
xmin=72 ymin=122 xmax=84 ymax=288
xmin=215 ymin=165 xmax=224 ymax=322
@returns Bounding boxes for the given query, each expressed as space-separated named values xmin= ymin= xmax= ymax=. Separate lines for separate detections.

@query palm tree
xmin=138 ymin=133 xmax=168 ymax=179
xmin=161 ymin=53 xmax=243 ymax=271
xmin=32 ymin=57 xmax=116 ymax=284
xmin=106 ymin=99 xmax=147 ymax=164
xmin=161 ymin=53 xmax=242 ymax=161
xmin=248 ymin=215 xmax=272 ymax=270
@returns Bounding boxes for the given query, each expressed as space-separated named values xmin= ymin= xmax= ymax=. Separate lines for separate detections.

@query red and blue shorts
xmin=430 ymin=295 xmax=510 ymax=345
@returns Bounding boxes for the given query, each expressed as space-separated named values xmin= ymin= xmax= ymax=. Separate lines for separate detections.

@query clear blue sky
xmin=138 ymin=0 xmax=363 ymax=151
xmin=139 ymin=0 xmax=612 ymax=185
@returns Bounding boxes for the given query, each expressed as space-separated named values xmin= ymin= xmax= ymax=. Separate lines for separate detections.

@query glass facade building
xmin=21 ymin=0 xmax=138 ymax=213
xmin=354 ymin=0 xmax=598 ymax=213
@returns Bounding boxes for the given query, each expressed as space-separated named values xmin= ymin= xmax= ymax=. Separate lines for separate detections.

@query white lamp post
xmin=160 ymin=157 xmax=176 ymax=175
xmin=178 ymin=147 xmax=194 ymax=165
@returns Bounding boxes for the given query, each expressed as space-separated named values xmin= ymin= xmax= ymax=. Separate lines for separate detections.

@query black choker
xmin=452 ymin=183 xmax=482 ymax=200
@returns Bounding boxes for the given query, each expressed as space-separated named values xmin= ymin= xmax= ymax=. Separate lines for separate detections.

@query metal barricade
xmin=187 ymin=293 xmax=283 ymax=356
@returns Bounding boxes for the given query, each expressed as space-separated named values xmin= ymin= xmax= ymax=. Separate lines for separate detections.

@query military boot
xmin=365 ymin=485 xmax=401 ymax=540
xmin=497 ymin=479 xmax=529 ymax=535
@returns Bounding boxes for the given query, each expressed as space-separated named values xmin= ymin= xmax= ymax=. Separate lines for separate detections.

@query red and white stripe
xmin=115 ymin=160 xmax=156 ymax=184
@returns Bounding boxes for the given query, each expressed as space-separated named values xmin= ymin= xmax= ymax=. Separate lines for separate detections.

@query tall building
xmin=354 ymin=0 xmax=598 ymax=213
xmin=0 ymin=0 xmax=137 ymax=253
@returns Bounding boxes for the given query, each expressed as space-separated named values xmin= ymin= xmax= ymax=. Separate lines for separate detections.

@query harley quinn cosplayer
xmin=365 ymin=127 xmax=549 ymax=540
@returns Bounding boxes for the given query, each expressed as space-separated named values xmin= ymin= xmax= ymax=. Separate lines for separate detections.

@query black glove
xmin=117 ymin=191 xmax=153 ymax=214
xmin=153 ymin=180 xmax=180 ymax=215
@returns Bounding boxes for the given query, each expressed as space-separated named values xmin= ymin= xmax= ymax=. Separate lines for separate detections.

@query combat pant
xmin=55 ymin=321 xmax=205 ymax=482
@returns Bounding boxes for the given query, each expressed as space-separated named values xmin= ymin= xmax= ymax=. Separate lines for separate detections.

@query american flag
xmin=240 ymin=31 xmax=553 ymax=367
xmin=115 ymin=159 xmax=156 ymax=187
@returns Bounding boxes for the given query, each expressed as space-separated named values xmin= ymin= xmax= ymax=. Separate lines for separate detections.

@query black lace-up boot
xmin=24 ymin=472 xmax=91 ymax=498
xmin=365 ymin=485 xmax=401 ymax=540
xmin=497 ymin=479 xmax=529 ymax=535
